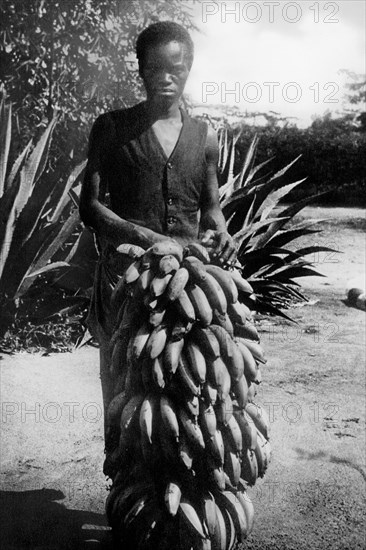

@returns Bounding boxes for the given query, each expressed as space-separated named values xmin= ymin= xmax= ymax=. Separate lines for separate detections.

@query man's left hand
xmin=200 ymin=229 xmax=237 ymax=266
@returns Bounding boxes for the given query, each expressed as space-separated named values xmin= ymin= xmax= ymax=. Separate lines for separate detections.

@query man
xmin=79 ymin=21 xmax=236 ymax=446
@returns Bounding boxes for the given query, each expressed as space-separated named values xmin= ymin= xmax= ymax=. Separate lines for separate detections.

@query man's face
xmin=140 ymin=40 xmax=191 ymax=103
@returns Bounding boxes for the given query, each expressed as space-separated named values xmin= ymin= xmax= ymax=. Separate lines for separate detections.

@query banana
xmin=192 ymin=327 xmax=220 ymax=361
xmin=133 ymin=268 xmax=155 ymax=299
xmin=224 ymin=445 xmax=241 ymax=487
xmin=215 ymin=393 xmax=233 ymax=426
xmin=150 ymin=273 xmax=173 ymax=297
xmin=111 ymin=479 xmax=154 ymax=528
xmin=207 ymin=357 xmax=231 ymax=401
xmin=151 ymin=355 xmax=165 ymax=389
xmin=227 ymin=302 xmax=248 ymax=325
xmin=229 ymin=269 xmax=254 ymax=295
xmin=224 ymin=415 xmax=243 ymax=455
xmin=182 ymin=255 xmax=207 ymax=282
xmin=115 ymin=243 xmax=146 ymax=259
xmin=159 ymin=254 xmax=180 ymax=275
xmin=105 ymin=484 xmax=120 ymax=524
xmin=199 ymin=402 xmax=217 ymax=438
xmin=197 ymin=272 xmax=227 ymax=315
xmin=247 ymin=381 xmax=257 ymax=402
xmin=149 ymin=308 xmax=166 ymax=328
xmin=208 ymin=459 xmax=226 ymax=492
xmin=205 ymin=264 xmax=239 ymax=304
xmin=179 ymin=499 xmax=208 ymax=540
xmin=245 ymin=402 xmax=270 ymax=439
xmin=178 ymin=407 xmax=205 ymax=450
xmin=225 ymin=341 xmax=244 ymax=383
xmin=160 ymin=395 xmax=180 ymax=442
xmin=119 ymin=394 xmax=144 ymax=442
xmin=131 ymin=323 xmax=151 ymax=363
xmin=206 ymin=429 xmax=225 ymax=465
xmin=171 ymin=318 xmax=193 ymax=341
xmin=107 ymin=391 xmax=128 ymax=428
xmin=237 ymin=338 xmax=266 ymax=364
xmin=166 ymin=267 xmax=190 ymax=301
xmin=177 ymin=353 xmax=201 ymax=397
xmin=139 ymin=394 xmax=157 ymax=445
xmin=184 ymin=394 xmax=200 ymax=418
xmin=175 ymin=290 xmax=196 ymax=322
xmin=202 ymin=492 xmax=217 ymax=538
xmin=254 ymin=431 xmax=270 ymax=477
xmin=253 ymin=367 xmax=262 ymax=385
xmin=212 ymin=311 xmax=234 ymax=338
xmin=221 ymin=506 xmax=237 ymax=550
xmin=151 ymin=240 xmax=184 ymax=262
xmin=165 ymin=481 xmax=182 ymax=516
xmin=146 ymin=325 xmax=168 ymax=359
xmin=235 ymin=339 xmax=258 ymax=382
xmin=123 ymin=492 xmax=151 ymax=529
xmin=187 ymin=284 xmax=213 ymax=327
xmin=163 ymin=338 xmax=184 ymax=375
xmin=233 ymin=409 xmax=258 ymax=451
xmin=110 ymin=337 xmax=128 ymax=378
xmin=202 ymin=381 xmax=218 ymax=406
xmin=234 ymin=321 xmax=260 ymax=342
xmin=185 ymin=340 xmax=207 ymax=384
xmin=213 ymin=503 xmax=227 ymax=550
xmin=241 ymin=449 xmax=258 ymax=486
xmin=124 ymin=259 xmax=142 ymax=284
xmin=208 ymin=324 xmax=234 ymax=359
xmin=236 ymin=488 xmax=255 ymax=535
xmin=184 ymin=242 xmax=211 ymax=263
xmin=179 ymin=433 xmax=194 ymax=470
xmin=214 ymin=491 xmax=248 ymax=542
xmin=231 ymin=374 xmax=249 ymax=408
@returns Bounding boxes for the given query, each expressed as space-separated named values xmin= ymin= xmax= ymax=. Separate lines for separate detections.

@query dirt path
xmin=1 ymin=207 xmax=365 ymax=550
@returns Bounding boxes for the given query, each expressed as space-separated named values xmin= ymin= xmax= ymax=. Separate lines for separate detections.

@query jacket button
xmin=167 ymin=216 xmax=176 ymax=225
xmin=167 ymin=198 xmax=173 ymax=205
xmin=167 ymin=162 xmax=172 ymax=169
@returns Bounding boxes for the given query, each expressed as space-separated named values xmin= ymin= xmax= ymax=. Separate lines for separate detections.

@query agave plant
xmin=217 ymin=126 xmax=336 ymax=319
xmin=0 ymin=94 xmax=87 ymax=335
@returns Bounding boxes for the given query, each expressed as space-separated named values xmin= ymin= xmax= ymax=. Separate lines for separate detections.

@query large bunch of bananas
xmin=104 ymin=240 xmax=271 ymax=550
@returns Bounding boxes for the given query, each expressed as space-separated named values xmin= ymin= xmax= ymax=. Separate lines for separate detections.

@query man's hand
xmin=201 ymin=229 xmax=237 ymax=266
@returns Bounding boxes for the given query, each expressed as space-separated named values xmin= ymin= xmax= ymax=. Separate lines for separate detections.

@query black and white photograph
xmin=0 ymin=1 xmax=365 ymax=549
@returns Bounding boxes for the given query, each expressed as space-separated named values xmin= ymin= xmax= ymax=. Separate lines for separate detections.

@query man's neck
xmin=144 ymin=98 xmax=181 ymax=121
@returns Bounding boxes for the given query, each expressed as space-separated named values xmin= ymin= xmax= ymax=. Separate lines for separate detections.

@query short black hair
xmin=136 ymin=21 xmax=194 ymax=72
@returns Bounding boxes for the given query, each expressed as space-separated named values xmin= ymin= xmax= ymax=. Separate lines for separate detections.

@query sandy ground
xmin=1 ymin=207 xmax=365 ymax=550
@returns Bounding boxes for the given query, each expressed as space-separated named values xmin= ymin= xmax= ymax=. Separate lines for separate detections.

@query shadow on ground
xmin=0 ymin=489 xmax=113 ymax=550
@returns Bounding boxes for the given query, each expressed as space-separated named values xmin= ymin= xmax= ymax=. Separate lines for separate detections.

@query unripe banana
xmin=202 ymin=381 xmax=218 ymax=406
xmin=107 ymin=391 xmax=129 ymax=428
xmin=192 ymin=327 xmax=221 ymax=360
xmin=202 ymin=492 xmax=217 ymax=538
xmin=163 ymin=338 xmax=184 ymax=375
xmin=119 ymin=394 xmax=144 ymax=442
xmin=184 ymin=394 xmax=200 ymax=418
xmin=234 ymin=321 xmax=260 ymax=342
xmin=238 ymin=338 xmax=266 ymax=364
xmin=224 ymin=415 xmax=243 ymax=454
xmin=149 ymin=307 xmax=166 ymax=328
xmin=213 ymin=503 xmax=227 ymax=549
xmin=131 ymin=323 xmax=151 ymax=363
xmin=245 ymin=402 xmax=270 ymax=439
xmin=197 ymin=272 xmax=227 ymax=315
xmin=160 ymin=395 xmax=179 ymax=442
xmin=185 ymin=340 xmax=207 ymax=384
xmin=231 ymin=374 xmax=249 ymax=408
xmin=178 ymin=408 xmax=205 ymax=450
xmin=177 ymin=353 xmax=201 ymax=397
xmin=139 ymin=394 xmax=156 ymax=445
xmin=146 ymin=325 xmax=168 ymax=359
xmin=206 ymin=429 xmax=225 ymax=465
xmin=124 ymin=259 xmax=142 ymax=284
xmin=150 ymin=273 xmax=173 ymax=297
xmin=184 ymin=242 xmax=211 ymax=263
xmin=205 ymin=264 xmax=239 ymax=304
xmin=166 ymin=267 xmax=190 ymax=301
xmin=151 ymin=240 xmax=184 ymax=262
xmin=222 ymin=506 xmax=237 ymax=550
xmin=215 ymin=393 xmax=233 ymax=426
xmin=175 ymin=290 xmax=196 ymax=322
xmin=224 ymin=445 xmax=241 ymax=487
xmin=133 ymin=268 xmax=155 ymax=300
xmin=171 ymin=318 xmax=193 ymax=341
xmin=229 ymin=269 xmax=254 ymax=295
xmin=186 ymin=284 xmax=213 ymax=327
xmin=179 ymin=499 xmax=207 ymax=540
xmin=182 ymin=255 xmax=207 ymax=282
xmin=115 ymin=243 xmax=145 ymax=259
xmin=241 ymin=449 xmax=258 ymax=486
xmin=235 ymin=338 xmax=258 ymax=382
xmin=207 ymin=357 xmax=231 ymax=401
xmin=199 ymin=402 xmax=217 ymax=438
xmin=208 ymin=324 xmax=234 ymax=359
xmin=208 ymin=458 xmax=226 ymax=491
xmin=165 ymin=481 xmax=181 ymax=516
xmin=212 ymin=311 xmax=234 ymax=338
xmin=151 ymin=355 xmax=165 ymax=389
xmin=233 ymin=409 xmax=258 ymax=451
xmin=247 ymin=381 xmax=257 ymax=402
xmin=254 ymin=430 xmax=270 ymax=477
xmin=179 ymin=433 xmax=194 ymax=470
xmin=214 ymin=491 xmax=248 ymax=542
xmin=227 ymin=302 xmax=248 ymax=325
xmin=236 ymin=487 xmax=255 ymax=535
xmin=159 ymin=254 xmax=180 ymax=275
xmin=225 ymin=341 xmax=245 ymax=382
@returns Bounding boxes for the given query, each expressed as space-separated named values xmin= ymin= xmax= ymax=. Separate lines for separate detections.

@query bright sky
xmin=184 ymin=0 xmax=365 ymax=126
